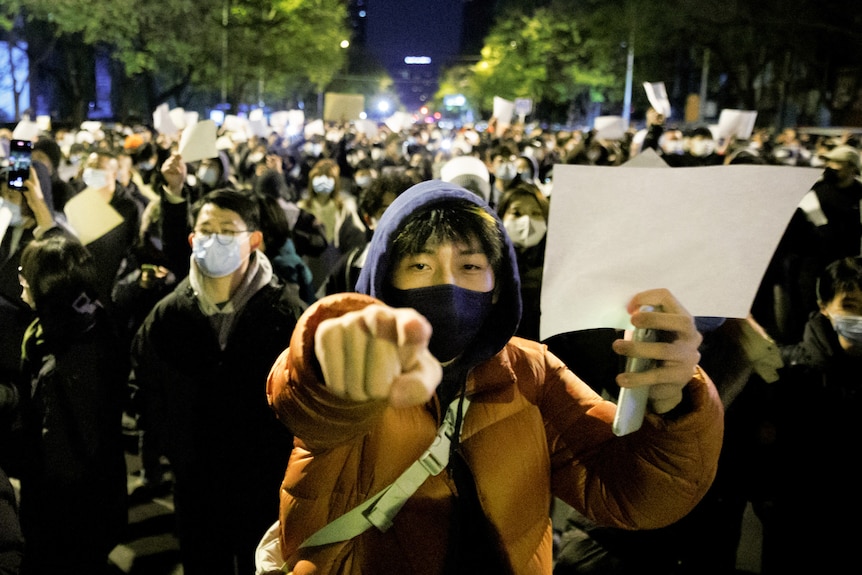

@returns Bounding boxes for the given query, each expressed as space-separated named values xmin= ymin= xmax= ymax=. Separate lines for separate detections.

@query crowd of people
xmin=0 ymin=109 xmax=859 ymax=574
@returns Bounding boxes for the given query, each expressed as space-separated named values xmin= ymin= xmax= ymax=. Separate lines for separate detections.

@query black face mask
xmin=822 ymin=167 xmax=840 ymax=185
xmin=388 ymin=284 xmax=494 ymax=363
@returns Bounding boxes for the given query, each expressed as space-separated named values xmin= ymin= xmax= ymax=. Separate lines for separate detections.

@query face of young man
xmin=390 ymin=236 xmax=495 ymax=293
xmin=388 ymin=235 xmax=496 ymax=363
xmin=189 ymin=203 xmax=262 ymax=278
xmin=821 ymin=286 xmax=862 ymax=355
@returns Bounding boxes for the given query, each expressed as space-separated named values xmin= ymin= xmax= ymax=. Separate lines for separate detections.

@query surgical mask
xmin=833 ymin=314 xmax=862 ymax=344
xmin=0 ymin=198 xmax=23 ymax=227
xmin=312 ymin=175 xmax=335 ymax=195
xmin=83 ymin=168 xmax=109 ymax=189
xmin=503 ymin=215 xmax=547 ymax=249
xmin=192 ymin=233 xmax=245 ymax=278
xmin=495 ymin=162 xmax=517 ymax=181
xmin=197 ymin=166 xmax=219 ymax=188
xmin=663 ymin=140 xmax=685 ymax=155
xmin=138 ymin=160 xmax=155 ymax=171
xmin=248 ymin=152 xmax=265 ymax=164
xmin=689 ymin=139 xmax=715 ymax=157
xmin=388 ymin=284 xmax=494 ymax=362
xmin=355 ymin=175 xmax=372 ymax=189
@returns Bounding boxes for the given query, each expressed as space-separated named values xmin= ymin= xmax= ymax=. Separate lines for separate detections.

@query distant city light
xmin=404 ymin=56 xmax=432 ymax=65
xmin=444 ymin=94 xmax=466 ymax=107
xmin=359 ymin=10 xmax=366 ymax=17
xmin=377 ymin=100 xmax=391 ymax=113
xmin=340 ymin=40 xmax=350 ymax=49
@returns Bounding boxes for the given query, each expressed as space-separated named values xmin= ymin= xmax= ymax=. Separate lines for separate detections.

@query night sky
xmin=363 ymin=0 xmax=498 ymax=109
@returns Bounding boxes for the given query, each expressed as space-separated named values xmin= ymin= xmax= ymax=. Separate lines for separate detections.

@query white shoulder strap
xmin=298 ymin=395 xmax=471 ymax=549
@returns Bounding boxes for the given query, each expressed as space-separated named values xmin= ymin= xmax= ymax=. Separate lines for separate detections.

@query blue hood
xmin=355 ymin=179 xmax=522 ymax=366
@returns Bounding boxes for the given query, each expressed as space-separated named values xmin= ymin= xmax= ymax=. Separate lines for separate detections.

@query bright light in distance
xmin=377 ymin=100 xmax=390 ymax=113
xmin=404 ymin=56 xmax=432 ymax=65
xmin=340 ymin=40 xmax=350 ymax=49
xmin=359 ymin=112 xmax=367 ymax=119
xmin=444 ymin=94 xmax=466 ymax=107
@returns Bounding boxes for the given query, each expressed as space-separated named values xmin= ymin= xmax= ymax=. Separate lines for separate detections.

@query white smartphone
xmin=612 ymin=305 xmax=658 ymax=436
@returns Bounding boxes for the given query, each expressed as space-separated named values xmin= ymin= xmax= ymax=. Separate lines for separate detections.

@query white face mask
xmin=495 ymin=162 xmax=517 ymax=182
xmin=503 ymin=215 xmax=547 ymax=249
xmin=248 ymin=152 xmax=265 ymax=164
xmin=832 ymin=314 xmax=862 ymax=345
xmin=689 ymin=139 xmax=716 ymax=157
xmin=312 ymin=175 xmax=335 ymax=195
xmin=192 ymin=233 xmax=246 ymax=278
xmin=197 ymin=166 xmax=219 ymax=187
xmin=83 ymin=168 xmax=109 ymax=189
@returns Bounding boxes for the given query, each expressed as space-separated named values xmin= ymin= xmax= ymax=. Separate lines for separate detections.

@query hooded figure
xmin=265 ymin=180 xmax=724 ymax=575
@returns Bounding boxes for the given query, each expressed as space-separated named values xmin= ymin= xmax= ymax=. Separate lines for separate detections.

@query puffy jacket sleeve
xmin=266 ymin=293 xmax=390 ymax=450
xmin=540 ymin=346 xmax=724 ymax=531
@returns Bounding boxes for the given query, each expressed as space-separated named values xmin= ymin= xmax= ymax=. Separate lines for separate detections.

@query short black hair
xmin=19 ymin=235 xmax=98 ymax=311
xmin=358 ymin=173 xmax=416 ymax=219
xmin=816 ymin=256 xmax=862 ymax=305
xmin=191 ymin=188 xmax=260 ymax=231
xmin=254 ymin=193 xmax=291 ymax=257
xmin=389 ymin=199 xmax=504 ymax=278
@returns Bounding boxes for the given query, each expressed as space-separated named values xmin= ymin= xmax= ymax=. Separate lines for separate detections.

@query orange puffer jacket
xmin=266 ymin=293 xmax=724 ymax=575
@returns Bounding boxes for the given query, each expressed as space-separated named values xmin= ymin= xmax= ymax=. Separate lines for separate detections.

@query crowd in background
xmin=0 ymin=109 xmax=860 ymax=574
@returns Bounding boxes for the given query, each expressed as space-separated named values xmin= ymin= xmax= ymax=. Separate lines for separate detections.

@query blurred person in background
xmin=298 ymin=158 xmax=365 ymax=293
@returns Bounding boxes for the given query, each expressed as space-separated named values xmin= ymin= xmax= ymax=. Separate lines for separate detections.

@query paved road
xmin=108 ymin=429 xmax=182 ymax=575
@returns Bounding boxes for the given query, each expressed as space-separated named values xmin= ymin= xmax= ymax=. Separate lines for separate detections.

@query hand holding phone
xmin=612 ymin=305 xmax=659 ymax=436
xmin=7 ymin=139 xmax=33 ymax=191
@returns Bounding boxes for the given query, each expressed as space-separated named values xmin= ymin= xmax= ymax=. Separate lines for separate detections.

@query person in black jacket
xmin=131 ymin=189 xmax=307 ymax=575
xmin=16 ymin=234 xmax=128 ymax=575
xmin=762 ymin=256 xmax=862 ymax=573
xmin=0 ymin=464 xmax=23 ymax=575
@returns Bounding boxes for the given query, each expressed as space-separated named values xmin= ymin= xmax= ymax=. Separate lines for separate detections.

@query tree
xmin=1 ymin=0 xmax=351 ymax=123
xmin=450 ymin=5 xmax=619 ymax=124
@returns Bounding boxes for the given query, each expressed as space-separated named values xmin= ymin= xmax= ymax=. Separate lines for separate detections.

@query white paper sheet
xmin=12 ymin=121 xmax=40 ymax=141
xmin=153 ymin=104 xmax=178 ymax=136
xmin=493 ymin=96 xmax=515 ymax=130
xmin=593 ymin=116 xmax=626 ymax=141
xmin=643 ymin=82 xmax=672 ymax=118
xmin=539 ymin=164 xmax=824 ymax=339
xmin=64 ymin=188 xmax=124 ymax=246
xmin=716 ymin=109 xmax=758 ymax=140
xmin=178 ymin=119 xmax=218 ymax=163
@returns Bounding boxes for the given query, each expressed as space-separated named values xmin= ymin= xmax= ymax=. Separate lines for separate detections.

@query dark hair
xmin=687 ymin=126 xmax=714 ymax=140
xmin=19 ymin=235 xmax=99 ymax=312
xmin=496 ymin=182 xmax=550 ymax=221
xmin=254 ymin=169 xmax=293 ymax=201
xmin=816 ymin=257 xmax=862 ymax=305
xmin=390 ymin=199 xmax=504 ymax=278
xmin=191 ymin=188 xmax=260 ymax=231
xmin=33 ymin=138 xmax=63 ymax=171
xmin=254 ymin=193 xmax=291 ymax=257
xmin=358 ymin=173 xmax=416 ymax=219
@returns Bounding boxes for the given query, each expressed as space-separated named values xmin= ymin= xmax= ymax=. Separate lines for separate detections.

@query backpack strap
xmin=299 ymin=395 xmax=471 ymax=549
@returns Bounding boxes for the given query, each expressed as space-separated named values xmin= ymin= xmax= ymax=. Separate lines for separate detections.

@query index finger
xmin=626 ymin=288 xmax=689 ymax=317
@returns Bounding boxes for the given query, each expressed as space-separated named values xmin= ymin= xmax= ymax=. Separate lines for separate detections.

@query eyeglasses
xmin=193 ymin=229 xmax=249 ymax=245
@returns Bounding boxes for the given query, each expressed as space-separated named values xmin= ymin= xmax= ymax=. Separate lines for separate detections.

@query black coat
xmin=17 ymin=304 xmax=128 ymax=573
xmin=130 ymin=274 xmax=305 ymax=574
